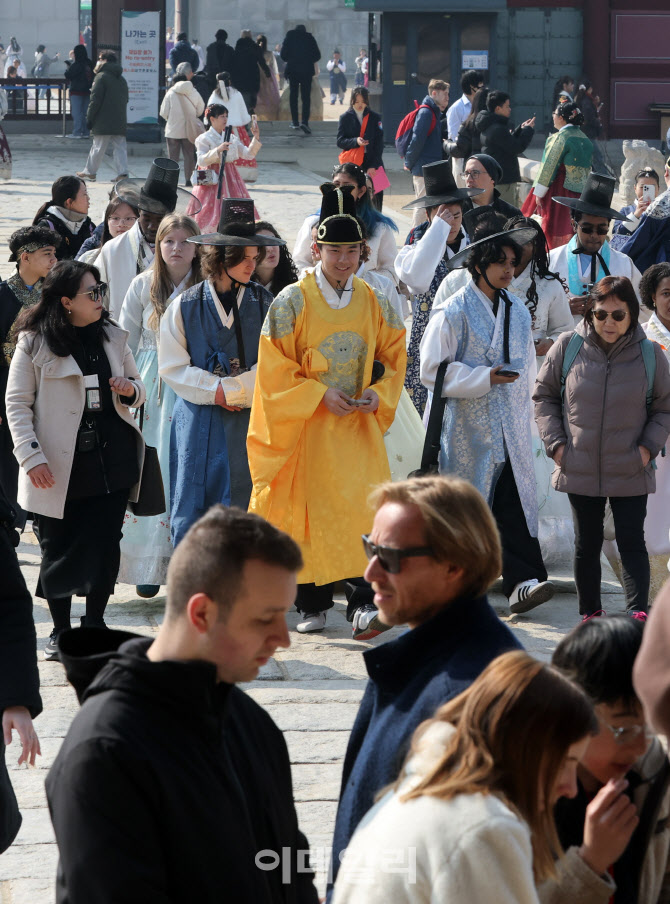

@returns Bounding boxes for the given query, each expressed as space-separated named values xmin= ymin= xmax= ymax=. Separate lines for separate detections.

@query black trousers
xmin=297 ymin=577 xmax=374 ymax=620
xmin=491 ymin=458 xmax=548 ymax=598
xmin=288 ymin=75 xmax=312 ymax=125
xmin=568 ymin=493 xmax=649 ymax=615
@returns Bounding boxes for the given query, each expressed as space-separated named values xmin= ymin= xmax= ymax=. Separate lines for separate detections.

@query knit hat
xmin=467 ymin=154 xmax=503 ymax=185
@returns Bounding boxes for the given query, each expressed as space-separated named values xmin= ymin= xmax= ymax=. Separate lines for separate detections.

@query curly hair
xmin=253 ymin=221 xmax=299 ymax=295
xmin=504 ymin=215 xmax=567 ymax=324
xmin=639 ymin=262 xmax=670 ymax=311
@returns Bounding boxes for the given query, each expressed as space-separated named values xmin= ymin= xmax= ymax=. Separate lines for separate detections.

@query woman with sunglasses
xmin=546 ymin=615 xmax=670 ymax=904
xmin=333 ymin=650 xmax=597 ymax=904
xmin=534 ymin=275 xmax=670 ymax=621
xmin=5 ymin=260 xmax=146 ymax=661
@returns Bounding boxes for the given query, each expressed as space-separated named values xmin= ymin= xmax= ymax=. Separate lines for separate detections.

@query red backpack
xmin=395 ymin=101 xmax=436 ymax=157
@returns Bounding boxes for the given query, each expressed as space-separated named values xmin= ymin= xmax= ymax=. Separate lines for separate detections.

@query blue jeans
xmin=70 ymin=94 xmax=89 ymax=137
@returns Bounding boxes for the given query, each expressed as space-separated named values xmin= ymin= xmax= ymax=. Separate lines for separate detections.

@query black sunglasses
xmin=362 ymin=534 xmax=434 ymax=574
xmin=75 ymin=282 xmax=108 ymax=302
xmin=578 ymin=225 xmax=609 ymax=236
xmin=592 ymin=308 xmax=628 ymax=322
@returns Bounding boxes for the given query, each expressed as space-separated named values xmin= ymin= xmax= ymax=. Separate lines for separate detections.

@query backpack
xmin=560 ymin=332 xmax=661 ymax=466
xmin=395 ymin=101 xmax=436 ymax=158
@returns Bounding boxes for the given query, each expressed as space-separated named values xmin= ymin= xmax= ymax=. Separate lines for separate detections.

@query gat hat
xmin=114 ymin=158 xmax=202 ymax=216
xmin=316 ymin=183 xmax=364 ymax=245
xmin=553 ymin=171 xmax=626 ymax=221
xmin=446 ymin=226 xmax=538 ymax=270
xmin=467 ymin=154 xmax=504 ymax=184
xmin=402 ymin=160 xmax=483 ymax=210
xmin=188 ymin=198 xmax=286 ymax=247
xmin=8 ymin=225 xmax=61 ymax=262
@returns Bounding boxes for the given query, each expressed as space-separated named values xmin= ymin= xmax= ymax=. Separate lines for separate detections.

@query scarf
xmin=566 ymin=233 xmax=611 ymax=295
xmin=47 ymin=205 xmax=88 ymax=234
xmin=3 ymin=274 xmax=43 ymax=364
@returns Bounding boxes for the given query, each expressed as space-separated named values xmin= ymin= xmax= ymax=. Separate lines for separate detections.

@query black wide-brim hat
xmin=316 ymin=183 xmax=365 ymax=245
xmin=115 ymin=157 xmax=202 ymax=216
xmin=187 ymin=197 xmax=286 ymax=247
xmin=402 ymin=159 xmax=483 ymax=210
xmin=553 ymin=171 xmax=626 ymax=221
xmin=446 ymin=227 xmax=538 ymax=270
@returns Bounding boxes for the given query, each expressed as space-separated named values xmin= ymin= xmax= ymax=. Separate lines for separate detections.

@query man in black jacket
xmin=46 ymin=506 xmax=318 ymax=904
xmin=232 ymin=29 xmax=270 ymax=114
xmin=204 ymin=29 xmax=235 ymax=90
xmin=281 ymin=24 xmax=321 ymax=134
xmin=475 ymin=90 xmax=534 ymax=207
xmin=0 ymin=479 xmax=42 ymax=855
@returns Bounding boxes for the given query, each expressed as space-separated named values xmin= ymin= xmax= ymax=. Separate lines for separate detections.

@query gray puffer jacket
xmin=533 ymin=320 xmax=670 ymax=497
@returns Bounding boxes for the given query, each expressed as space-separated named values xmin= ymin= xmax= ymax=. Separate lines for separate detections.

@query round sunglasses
xmin=592 ymin=308 xmax=628 ymax=322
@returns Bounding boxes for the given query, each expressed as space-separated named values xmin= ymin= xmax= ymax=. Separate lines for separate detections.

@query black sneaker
xmin=300 ymin=123 xmax=312 ymax=135
xmin=44 ymin=630 xmax=62 ymax=661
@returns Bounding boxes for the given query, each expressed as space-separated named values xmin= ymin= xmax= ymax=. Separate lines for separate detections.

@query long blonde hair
xmin=149 ymin=214 xmax=202 ymax=330
xmin=398 ymin=651 xmax=597 ymax=882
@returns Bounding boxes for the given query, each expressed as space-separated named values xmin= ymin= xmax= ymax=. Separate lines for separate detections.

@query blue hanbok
xmin=620 ymin=188 xmax=670 ymax=271
xmin=159 ymin=279 xmax=272 ymax=546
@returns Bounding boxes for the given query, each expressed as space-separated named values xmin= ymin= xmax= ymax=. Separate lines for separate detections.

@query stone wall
xmin=190 ymin=0 xmax=369 ymax=82
xmin=1 ymin=0 xmax=80 ymax=67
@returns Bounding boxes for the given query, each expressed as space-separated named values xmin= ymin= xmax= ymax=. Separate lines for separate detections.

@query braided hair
xmin=504 ymin=215 xmax=567 ymax=323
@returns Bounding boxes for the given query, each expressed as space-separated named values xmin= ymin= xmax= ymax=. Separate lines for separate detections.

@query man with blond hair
xmin=326 ymin=475 xmax=521 ymax=898
xmin=403 ymin=78 xmax=450 ymax=226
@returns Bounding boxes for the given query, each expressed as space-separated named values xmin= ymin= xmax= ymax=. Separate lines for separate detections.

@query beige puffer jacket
xmin=533 ymin=320 xmax=670 ymax=497
xmin=159 ymin=80 xmax=205 ymax=139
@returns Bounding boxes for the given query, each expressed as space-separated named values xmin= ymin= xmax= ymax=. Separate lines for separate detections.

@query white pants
xmin=82 ymin=135 xmax=128 ymax=178
xmin=412 ymin=175 xmax=428 ymax=227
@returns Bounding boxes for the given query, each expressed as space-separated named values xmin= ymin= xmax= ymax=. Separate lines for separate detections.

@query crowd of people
xmin=4 ymin=35 xmax=670 ymax=901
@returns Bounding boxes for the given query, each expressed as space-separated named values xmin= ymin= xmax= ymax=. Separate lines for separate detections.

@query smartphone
xmin=251 ymin=113 xmax=258 ymax=127
xmin=497 ymin=369 xmax=519 ymax=378
xmin=642 ymin=184 xmax=657 ymax=202
xmin=348 ymin=398 xmax=372 ymax=406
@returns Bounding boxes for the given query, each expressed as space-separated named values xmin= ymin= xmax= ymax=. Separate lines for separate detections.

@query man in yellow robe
xmin=248 ymin=183 xmax=407 ymax=636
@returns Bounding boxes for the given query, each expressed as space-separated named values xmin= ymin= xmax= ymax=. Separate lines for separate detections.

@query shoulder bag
xmin=127 ymin=404 xmax=166 ymax=516
xmin=339 ymin=113 xmax=368 ymax=166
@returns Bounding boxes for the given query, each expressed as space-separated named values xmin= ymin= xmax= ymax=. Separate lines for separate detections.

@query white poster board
xmin=121 ymin=10 xmax=160 ymax=124
xmin=461 ymin=51 xmax=489 ymax=71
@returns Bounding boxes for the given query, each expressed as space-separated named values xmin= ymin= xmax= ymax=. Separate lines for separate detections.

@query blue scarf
xmin=566 ymin=234 xmax=611 ymax=295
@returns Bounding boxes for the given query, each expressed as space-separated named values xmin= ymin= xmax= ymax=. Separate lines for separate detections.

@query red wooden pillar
xmin=582 ymin=0 xmax=610 ymax=134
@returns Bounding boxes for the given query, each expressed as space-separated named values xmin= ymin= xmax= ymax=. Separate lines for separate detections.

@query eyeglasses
xmin=108 ymin=216 xmax=138 ymax=225
xmin=592 ymin=308 xmax=628 ymax=322
xmin=578 ymin=225 xmax=609 ymax=236
xmin=600 ymin=718 xmax=653 ymax=746
xmin=75 ymin=282 xmax=108 ymax=302
xmin=362 ymin=534 xmax=434 ymax=574
xmin=464 ymin=170 xmax=486 ymax=178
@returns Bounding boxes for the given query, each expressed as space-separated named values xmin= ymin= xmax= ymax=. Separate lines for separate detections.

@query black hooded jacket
xmin=46 ymin=630 xmax=318 ymax=904
xmin=232 ymin=37 xmax=270 ymax=94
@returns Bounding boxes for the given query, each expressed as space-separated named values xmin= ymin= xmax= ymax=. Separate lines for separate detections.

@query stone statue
xmin=620 ymin=140 xmax=666 ymax=205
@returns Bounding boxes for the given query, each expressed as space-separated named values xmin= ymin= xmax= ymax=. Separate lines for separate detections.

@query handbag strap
xmin=360 ymin=113 xmax=369 ymax=139
xmin=419 ymin=360 xmax=448 ymax=473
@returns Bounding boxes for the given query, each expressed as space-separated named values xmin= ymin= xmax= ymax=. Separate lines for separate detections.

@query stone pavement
xmin=0 ymin=145 xmax=629 ymax=903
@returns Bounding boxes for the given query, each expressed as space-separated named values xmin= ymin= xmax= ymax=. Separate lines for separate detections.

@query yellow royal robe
xmin=247 ymin=271 xmax=407 ymax=585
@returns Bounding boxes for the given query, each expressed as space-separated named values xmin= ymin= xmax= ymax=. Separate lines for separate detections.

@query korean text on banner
xmin=121 ymin=10 xmax=160 ymax=125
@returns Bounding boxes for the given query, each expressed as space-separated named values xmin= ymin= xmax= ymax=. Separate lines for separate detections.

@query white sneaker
xmin=296 ymin=611 xmax=327 ymax=633
xmin=509 ymin=579 xmax=555 ymax=614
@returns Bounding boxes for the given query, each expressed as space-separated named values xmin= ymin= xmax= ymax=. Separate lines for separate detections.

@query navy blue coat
xmin=327 ymin=593 xmax=521 ymax=897
xmin=404 ymin=95 xmax=442 ymax=176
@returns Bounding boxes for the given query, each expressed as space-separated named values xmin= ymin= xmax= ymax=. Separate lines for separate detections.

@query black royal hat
xmin=188 ymin=198 xmax=286 ymax=247
xmin=402 ymin=159 xmax=483 ymax=210
xmin=316 ymin=183 xmax=365 ymax=245
xmin=115 ymin=157 xmax=202 ymax=216
xmin=446 ymin=226 xmax=538 ymax=270
xmin=553 ymin=171 xmax=626 ymax=221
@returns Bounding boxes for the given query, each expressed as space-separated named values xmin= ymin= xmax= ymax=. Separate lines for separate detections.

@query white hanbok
xmin=98 ymin=221 xmax=154 ymax=321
